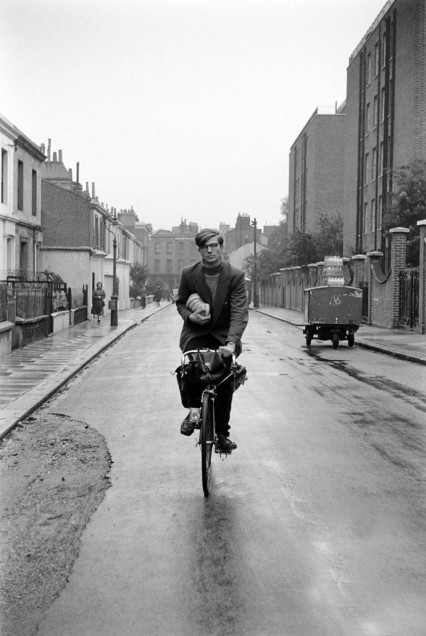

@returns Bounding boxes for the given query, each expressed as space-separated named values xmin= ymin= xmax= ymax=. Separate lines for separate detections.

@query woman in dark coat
xmin=91 ymin=282 xmax=106 ymax=323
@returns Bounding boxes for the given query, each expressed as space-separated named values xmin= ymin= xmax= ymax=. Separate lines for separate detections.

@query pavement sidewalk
xmin=0 ymin=302 xmax=168 ymax=440
xmin=253 ymin=305 xmax=426 ymax=366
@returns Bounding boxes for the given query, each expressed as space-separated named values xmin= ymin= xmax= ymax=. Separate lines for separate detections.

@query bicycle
xmin=179 ymin=348 xmax=240 ymax=497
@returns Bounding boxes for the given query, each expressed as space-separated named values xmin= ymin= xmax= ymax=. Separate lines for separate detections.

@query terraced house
xmin=0 ymin=113 xmax=45 ymax=280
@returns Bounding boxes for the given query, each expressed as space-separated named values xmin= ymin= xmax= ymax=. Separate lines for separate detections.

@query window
xmin=382 ymin=33 xmax=386 ymax=67
xmin=370 ymin=199 xmax=376 ymax=232
xmin=372 ymin=147 xmax=377 ymax=181
xmin=378 ymin=195 xmax=383 ymax=229
xmin=17 ymin=160 xmax=24 ymax=210
xmin=167 ymin=242 xmax=172 ymax=254
xmin=20 ymin=240 xmax=28 ymax=274
xmin=363 ymin=202 xmax=368 ymax=234
xmin=367 ymin=52 xmax=372 ymax=84
xmin=364 ymin=153 xmax=369 ymax=184
xmin=154 ymin=242 xmax=160 ymax=254
xmin=1 ymin=149 xmax=7 ymax=204
xmin=374 ymin=42 xmax=380 ymax=76
xmin=379 ymin=141 xmax=384 ymax=176
xmin=380 ymin=87 xmax=386 ymax=122
xmin=7 ymin=237 xmax=13 ymax=273
xmin=94 ymin=216 xmax=99 ymax=247
xmin=365 ymin=103 xmax=371 ymax=133
xmin=373 ymin=95 xmax=378 ymax=128
xmin=32 ymin=169 xmax=37 ymax=216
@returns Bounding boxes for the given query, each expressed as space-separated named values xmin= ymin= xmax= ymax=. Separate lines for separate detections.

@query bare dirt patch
xmin=0 ymin=413 xmax=111 ymax=636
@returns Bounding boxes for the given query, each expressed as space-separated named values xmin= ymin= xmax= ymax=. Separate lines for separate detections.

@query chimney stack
xmin=40 ymin=143 xmax=45 ymax=154
xmin=53 ymin=151 xmax=57 ymax=162
xmin=68 ymin=168 xmax=73 ymax=180
xmin=76 ymin=162 xmax=80 ymax=183
xmin=47 ymin=138 xmax=51 ymax=161
xmin=92 ymin=182 xmax=95 ymax=198
xmin=59 ymin=149 xmax=63 ymax=163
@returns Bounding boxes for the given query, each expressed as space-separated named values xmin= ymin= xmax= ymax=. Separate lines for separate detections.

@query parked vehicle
xmin=303 ymin=285 xmax=363 ymax=348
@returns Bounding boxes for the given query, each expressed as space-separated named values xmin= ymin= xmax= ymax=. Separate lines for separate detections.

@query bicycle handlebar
xmin=181 ymin=348 xmax=236 ymax=369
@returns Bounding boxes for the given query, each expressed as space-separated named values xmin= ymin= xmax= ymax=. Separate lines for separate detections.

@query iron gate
xmin=399 ymin=268 xmax=419 ymax=329
xmin=360 ymin=282 xmax=369 ymax=323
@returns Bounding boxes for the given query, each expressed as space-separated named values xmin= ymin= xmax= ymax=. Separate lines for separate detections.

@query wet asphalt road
xmin=38 ymin=305 xmax=426 ymax=636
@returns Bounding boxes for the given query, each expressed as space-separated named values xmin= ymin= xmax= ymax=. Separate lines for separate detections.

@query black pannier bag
xmin=175 ymin=350 xmax=247 ymax=408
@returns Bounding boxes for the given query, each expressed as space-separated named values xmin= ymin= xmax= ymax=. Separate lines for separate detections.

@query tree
xmin=129 ymin=263 xmax=149 ymax=298
xmin=284 ymin=229 xmax=318 ymax=266
xmin=383 ymin=159 xmax=426 ymax=266
xmin=315 ymin=210 xmax=343 ymax=259
xmin=282 ymin=210 xmax=343 ymax=267
xmin=242 ymin=248 xmax=287 ymax=281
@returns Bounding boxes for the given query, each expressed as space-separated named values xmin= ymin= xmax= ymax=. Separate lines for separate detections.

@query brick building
xmin=146 ymin=220 xmax=200 ymax=290
xmin=287 ymin=106 xmax=345 ymax=236
xmin=225 ymin=213 xmax=265 ymax=252
xmin=41 ymin=147 xmax=144 ymax=309
xmin=343 ymin=0 xmax=426 ymax=256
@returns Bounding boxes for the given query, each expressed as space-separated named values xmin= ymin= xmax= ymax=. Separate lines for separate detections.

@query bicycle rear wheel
xmin=200 ymin=391 xmax=214 ymax=496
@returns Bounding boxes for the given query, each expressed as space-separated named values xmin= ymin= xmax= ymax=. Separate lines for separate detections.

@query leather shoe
xmin=215 ymin=434 xmax=237 ymax=453
xmin=180 ymin=408 xmax=200 ymax=436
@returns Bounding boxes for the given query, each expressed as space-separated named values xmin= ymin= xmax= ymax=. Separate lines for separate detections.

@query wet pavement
xmin=0 ymin=301 xmax=425 ymax=440
xmin=0 ymin=303 xmax=167 ymax=439
xmin=254 ymin=306 xmax=426 ymax=365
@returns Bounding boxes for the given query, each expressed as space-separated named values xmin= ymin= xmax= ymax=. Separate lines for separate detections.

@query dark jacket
xmin=176 ymin=261 xmax=249 ymax=353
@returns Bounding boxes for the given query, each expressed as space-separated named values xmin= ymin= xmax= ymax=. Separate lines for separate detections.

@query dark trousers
xmin=183 ymin=335 xmax=234 ymax=436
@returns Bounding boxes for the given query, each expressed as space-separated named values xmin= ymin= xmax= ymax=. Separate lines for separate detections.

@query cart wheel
xmin=332 ymin=333 xmax=339 ymax=349
xmin=348 ymin=333 xmax=355 ymax=347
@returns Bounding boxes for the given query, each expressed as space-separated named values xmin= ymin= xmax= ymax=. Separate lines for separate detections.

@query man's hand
xmin=189 ymin=311 xmax=211 ymax=325
xmin=218 ymin=342 xmax=236 ymax=357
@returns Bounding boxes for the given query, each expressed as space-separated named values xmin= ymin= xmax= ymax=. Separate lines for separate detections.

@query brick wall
xmin=42 ymin=181 xmax=90 ymax=247
xmin=15 ymin=316 xmax=49 ymax=348
xmin=259 ymin=225 xmax=419 ymax=330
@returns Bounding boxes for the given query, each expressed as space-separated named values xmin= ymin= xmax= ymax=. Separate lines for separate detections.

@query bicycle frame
xmin=181 ymin=348 xmax=236 ymax=496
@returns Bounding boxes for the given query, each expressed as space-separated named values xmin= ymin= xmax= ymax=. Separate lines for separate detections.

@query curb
xmin=354 ymin=341 xmax=426 ymax=366
xmin=254 ymin=308 xmax=426 ymax=366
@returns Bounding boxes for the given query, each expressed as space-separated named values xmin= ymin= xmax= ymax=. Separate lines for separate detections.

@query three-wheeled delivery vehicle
xmin=303 ymin=285 xmax=363 ymax=348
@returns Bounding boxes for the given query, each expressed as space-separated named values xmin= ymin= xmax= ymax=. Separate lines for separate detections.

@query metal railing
xmin=399 ymin=268 xmax=419 ymax=329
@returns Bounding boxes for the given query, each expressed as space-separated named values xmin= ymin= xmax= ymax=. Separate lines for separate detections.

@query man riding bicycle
xmin=176 ymin=228 xmax=249 ymax=453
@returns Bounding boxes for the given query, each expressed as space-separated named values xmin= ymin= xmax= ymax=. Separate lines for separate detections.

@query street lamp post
xmin=251 ymin=217 xmax=260 ymax=308
xmin=106 ymin=215 xmax=119 ymax=326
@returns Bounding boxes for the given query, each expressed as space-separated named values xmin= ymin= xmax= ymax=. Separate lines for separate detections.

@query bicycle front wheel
xmin=200 ymin=391 xmax=214 ymax=496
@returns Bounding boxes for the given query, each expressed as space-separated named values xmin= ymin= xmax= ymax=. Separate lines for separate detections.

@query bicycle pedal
xmin=214 ymin=447 xmax=232 ymax=456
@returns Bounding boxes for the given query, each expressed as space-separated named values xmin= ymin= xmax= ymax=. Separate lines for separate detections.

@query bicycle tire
xmin=200 ymin=391 xmax=214 ymax=496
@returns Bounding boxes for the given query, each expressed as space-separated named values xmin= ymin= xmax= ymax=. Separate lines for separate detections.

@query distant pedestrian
xmin=91 ymin=282 xmax=106 ymax=323
xmin=153 ymin=286 xmax=162 ymax=306
xmin=140 ymin=285 xmax=147 ymax=309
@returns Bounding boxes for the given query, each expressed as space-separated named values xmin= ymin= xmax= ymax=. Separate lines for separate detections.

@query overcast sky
xmin=1 ymin=0 xmax=387 ymax=231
